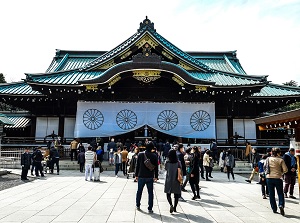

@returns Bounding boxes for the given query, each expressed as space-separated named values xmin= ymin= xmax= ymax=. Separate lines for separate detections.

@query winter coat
xmin=177 ymin=151 xmax=186 ymax=176
xmin=21 ymin=152 xmax=31 ymax=169
xmin=164 ymin=161 xmax=182 ymax=195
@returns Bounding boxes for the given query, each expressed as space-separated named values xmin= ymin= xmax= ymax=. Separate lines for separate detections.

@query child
xmin=258 ymin=155 xmax=268 ymax=199
xmin=93 ymin=160 xmax=101 ymax=182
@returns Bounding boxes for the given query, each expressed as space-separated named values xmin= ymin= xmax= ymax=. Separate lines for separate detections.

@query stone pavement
xmin=0 ymin=169 xmax=299 ymax=223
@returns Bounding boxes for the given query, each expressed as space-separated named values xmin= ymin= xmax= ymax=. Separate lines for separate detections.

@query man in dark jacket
xmin=245 ymin=148 xmax=260 ymax=183
xmin=33 ymin=147 xmax=44 ymax=177
xmin=282 ymin=148 xmax=297 ymax=199
xmin=135 ymin=141 xmax=158 ymax=213
xmin=50 ymin=146 xmax=60 ymax=175
xmin=21 ymin=148 xmax=31 ymax=180
xmin=162 ymin=141 xmax=171 ymax=161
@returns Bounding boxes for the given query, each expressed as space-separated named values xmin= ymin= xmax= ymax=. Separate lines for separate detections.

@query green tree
xmin=283 ymin=80 xmax=298 ymax=87
xmin=0 ymin=73 xmax=6 ymax=83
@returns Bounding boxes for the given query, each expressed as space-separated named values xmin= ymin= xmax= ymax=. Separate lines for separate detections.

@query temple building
xmin=1 ymin=17 xmax=300 ymax=144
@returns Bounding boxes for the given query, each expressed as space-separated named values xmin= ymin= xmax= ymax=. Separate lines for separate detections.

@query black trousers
xmin=122 ymin=161 xmax=127 ymax=175
xmin=51 ymin=158 xmax=59 ymax=173
xmin=79 ymin=163 xmax=84 ymax=172
xmin=71 ymin=150 xmax=78 ymax=161
xmin=35 ymin=162 xmax=44 ymax=176
xmin=21 ymin=167 xmax=29 ymax=180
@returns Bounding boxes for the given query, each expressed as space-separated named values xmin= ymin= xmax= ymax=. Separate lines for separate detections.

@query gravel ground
xmin=0 ymin=173 xmax=35 ymax=191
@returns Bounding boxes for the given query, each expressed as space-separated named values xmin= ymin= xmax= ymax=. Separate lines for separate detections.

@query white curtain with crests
xmin=74 ymin=101 xmax=215 ymax=139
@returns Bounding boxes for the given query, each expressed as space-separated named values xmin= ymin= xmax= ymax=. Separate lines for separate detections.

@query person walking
xmin=245 ymin=148 xmax=260 ymax=183
xmin=282 ymin=148 xmax=297 ymax=199
xmin=258 ymin=155 xmax=269 ymax=199
xmin=21 ymin=148 xmax=31 ymax=180
xmin=85 ymin=146 xmax=95 ymax=181
xmin=165 ymin=149 xmax=183 ymax=213
xmin=176 ymin=144 xmax=186 ymax=192
xmin=203 ymin=150 xmax=213 ymax=181
xmin=264 ymin=148 xmax=288 ymax=216
xmin=182 ymin=147 xmax=192 ymax=191
xmin=189 ymin=146 xmax=201 ymax=200
xmin=224 ymin=149 xmax=235 ymax=181
xmin=50 ymin=146 xmax=60 ymax=175
xmin=114 ymin=148 xmax=122 ymax=177
xmin=135 ymin=141 xmax=158 ymax=214
xmin=77 ymin=148 xmax=85 ymax=173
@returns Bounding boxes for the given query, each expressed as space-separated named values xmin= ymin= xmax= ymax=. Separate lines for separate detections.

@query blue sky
xmin=0 ymin=0 xmax=299 ymax=85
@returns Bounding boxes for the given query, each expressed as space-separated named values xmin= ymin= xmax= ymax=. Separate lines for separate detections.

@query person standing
xmin=96 ymin=145 xmax=104 ymax=163
xmin=50 ymin=146 xmax=60 ymax=175
xmin=33 ymin=147 xmax=44 ymax=177
xmin=219 ymin=149 xmax=225 ymax=172
xmin=203 ymin=150 xmax=213 ymax=181
xmin=224 ymin=149 xmax=235 ymax=181
xmin=108 ymin=138 xmax=116 ymax=165
xmin=85 ymin=146 xmax=95 ymax=181
xmin=264 ymin=148 xmax=288 ymax=216
xmin=77 ymin=148 xmax=85 ymax=173
xmin=135 ymin=141 xmax=158 ymax=214
xmin=114 ymin=148 xmax=122 ymax=177
xmin=282 ymin=148 xmax=297 ymax=199
xmin=162 ymin=140 xmax=171 ymax=161
xmin=21 ymin=148 xmax=31 ymax=180
xmin=121 ymin=146 xmax=129 ymax=176
xmin=189 ymin=146 xmax=201 ymax=200
xmin=245 ymin=142 xmax=252 ymax=163
xmin=70 ymin=138 xmax=79 ymax=161
xmin=165 ymin=149 xmax=182 ymax=213
xmin=245 ymin=148 xmax=260 ymax=183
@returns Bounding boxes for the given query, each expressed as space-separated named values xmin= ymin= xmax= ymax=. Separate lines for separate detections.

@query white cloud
xmin=0 ymin=0 xmax=299 ymax=85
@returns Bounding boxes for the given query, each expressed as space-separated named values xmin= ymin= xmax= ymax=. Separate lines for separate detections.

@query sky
xmin=0 ymin=0 xmax=300 ymax=85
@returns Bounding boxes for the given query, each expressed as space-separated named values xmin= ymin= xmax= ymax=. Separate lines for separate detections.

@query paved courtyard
xmin=0 ymin=169 xmax=299 ymax=223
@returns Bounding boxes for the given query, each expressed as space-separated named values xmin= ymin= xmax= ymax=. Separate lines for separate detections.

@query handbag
xmin=143 ymin=152 xmax=155 ymax=171
xmin=100 ymin=163 xmax=104 ymax=173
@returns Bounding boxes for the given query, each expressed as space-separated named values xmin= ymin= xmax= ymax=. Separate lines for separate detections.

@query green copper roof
xmin=27 ymin=71 xmax=104 ymax=85
xmin=189 ymin=71 xmax=262 ymax=86
xmin=0 ymin=82 xmax=41 ymax=95
xmin=4 ymin=116 xmax=31 ymax=128
xmin=0 ymin=114 xmax=14 ymax=125
xmin=251 ymin=84 xmax=300 ymax=97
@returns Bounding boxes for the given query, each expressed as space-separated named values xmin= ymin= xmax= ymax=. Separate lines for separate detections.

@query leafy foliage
xmin=0 ymin=73 xmax=6 ymax=83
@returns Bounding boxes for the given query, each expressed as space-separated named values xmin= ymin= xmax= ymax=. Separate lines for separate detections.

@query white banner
xmin=74 ymin=101 xmax=215 ymax=138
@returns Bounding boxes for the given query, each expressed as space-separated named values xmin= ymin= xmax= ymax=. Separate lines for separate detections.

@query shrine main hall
xmin=1 ymin=17 xmax=300 ymax=145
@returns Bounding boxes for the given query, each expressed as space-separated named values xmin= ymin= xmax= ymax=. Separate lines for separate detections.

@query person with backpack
xmin=258 ymin=155 xmax=268 ymax=199
xmin=33 ymin=147 xmax=44 ymax=177
xmin=135 ymin=141 xmax=158 ymax=213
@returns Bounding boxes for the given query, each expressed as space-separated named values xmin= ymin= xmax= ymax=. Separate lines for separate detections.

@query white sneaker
xmin=115 ymin=175 xmax=118 ymax=178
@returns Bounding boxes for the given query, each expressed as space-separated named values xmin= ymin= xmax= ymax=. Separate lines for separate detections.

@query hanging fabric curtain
xmin=74 ymin=101 xmax=215 ymax=139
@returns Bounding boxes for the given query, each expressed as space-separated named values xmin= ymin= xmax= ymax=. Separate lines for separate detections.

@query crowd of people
xmin=20 ymin=138 xmax=298 ymax=217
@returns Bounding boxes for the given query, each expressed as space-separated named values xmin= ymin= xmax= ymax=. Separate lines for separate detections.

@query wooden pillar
xmin=30 ymin=116 xmax=36 ymax=138
xmin=228 ymin=117 xmax=233 ymax=145
xmin=58 ymin=116 xmax=64 ymax=139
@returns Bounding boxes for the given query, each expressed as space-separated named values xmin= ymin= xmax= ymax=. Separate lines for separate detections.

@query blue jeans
xmin=266 ymin=178 xmax=284 ymax=212
xmin=136 ymin=178 xmax=154 ymax=210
